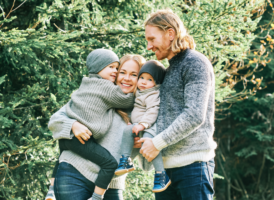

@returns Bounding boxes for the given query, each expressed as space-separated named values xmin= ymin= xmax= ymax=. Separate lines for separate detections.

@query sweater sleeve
xmin=152 ymin=58 xmax=213 ymax=150
xmin=48 ymin=105 xmax=76 ymax=140
xmin=139 ymin=92 xmax=160 ymax=128
xmin=107 ymin=85 xmax=135 ymax=109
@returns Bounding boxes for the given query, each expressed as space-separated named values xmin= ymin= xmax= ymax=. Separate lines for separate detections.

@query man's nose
xmin=147 ymin=43 xmax=153 ymax=50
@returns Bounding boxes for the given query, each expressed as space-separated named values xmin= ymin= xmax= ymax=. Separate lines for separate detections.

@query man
xmin=138 ymin=9 xmax=217 ymax=200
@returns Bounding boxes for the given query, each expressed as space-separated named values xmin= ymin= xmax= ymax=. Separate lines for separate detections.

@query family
xmin=45 ymin=9 xmax=217 ymax=200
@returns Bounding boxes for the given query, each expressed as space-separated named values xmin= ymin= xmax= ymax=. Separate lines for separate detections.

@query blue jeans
xmin=155 ymin=159 xmax=215 ymax=200
xmin=54 ymin=162 xmax=123 ymax=200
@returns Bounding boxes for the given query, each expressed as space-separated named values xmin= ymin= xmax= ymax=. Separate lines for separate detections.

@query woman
xmin=48 ymin=54 xmax=151 ymax=200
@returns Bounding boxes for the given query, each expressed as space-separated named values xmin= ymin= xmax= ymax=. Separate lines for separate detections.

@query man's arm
xmin=140 ymin=58 xmax=213 ymax=161
xmin=152 ymin=58 xmax=213 ymax=151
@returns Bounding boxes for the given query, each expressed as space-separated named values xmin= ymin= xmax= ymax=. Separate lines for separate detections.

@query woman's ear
xmin=167 ymin=28 xmax=175 ymax=41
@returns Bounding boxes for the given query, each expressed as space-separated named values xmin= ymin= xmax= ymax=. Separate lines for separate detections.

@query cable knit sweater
xmin=66 ymin=74 xmax=134 ymax=139
xmin=152 ymin=49 xmax=217 ymax=169
xmin=48 ymin=106 xmax=153 ymax=190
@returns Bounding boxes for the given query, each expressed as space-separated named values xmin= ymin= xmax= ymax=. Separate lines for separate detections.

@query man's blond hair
xmin=145 ymin=9 xmax=195 ymax=53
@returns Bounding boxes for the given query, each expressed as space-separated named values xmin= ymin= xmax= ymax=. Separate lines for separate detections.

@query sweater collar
xmin=136 ymin=84 xmax=160 ymax=97
xmin=89 ymin=74 xmax=102 ymax=79
xmin=168 ymin=48 xmax=190 ymax=66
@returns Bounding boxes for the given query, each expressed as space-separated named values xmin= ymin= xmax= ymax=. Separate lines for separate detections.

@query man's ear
xmin=167 ymin=28 xmax=175 ymax=41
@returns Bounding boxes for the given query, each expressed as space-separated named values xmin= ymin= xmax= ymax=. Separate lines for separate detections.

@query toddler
xmin=45 ymin=49 xmax=134 ymax=200
xmin=114 ymin=60 xmax=171 ymax=193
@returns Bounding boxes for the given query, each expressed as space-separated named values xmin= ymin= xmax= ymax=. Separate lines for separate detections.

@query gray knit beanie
xmin=86 ymin=49 xmax=120 ymax=74
xmin=138 ymin=60 xmax=166 ymax=84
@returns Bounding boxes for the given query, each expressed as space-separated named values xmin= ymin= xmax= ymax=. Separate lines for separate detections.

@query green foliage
xmin=215 ymin=1 xmax=274 ymax=199
xmin=0 ymin=0 xmax=268 ymax=199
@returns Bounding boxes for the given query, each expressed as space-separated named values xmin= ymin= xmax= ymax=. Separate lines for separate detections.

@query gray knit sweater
xmin=66 ymin=74 xmax=134 ymax=139
xmin=152 ymin=49 xmax=217 ymax=169
xmin=48 ymin=106 xmax=153 ymax=190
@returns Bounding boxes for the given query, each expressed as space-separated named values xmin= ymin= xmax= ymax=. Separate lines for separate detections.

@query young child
xmin=45 ymin=49 xmax=135 ymax=200
xmin=114 ymin=60 xmax=171 ymax=193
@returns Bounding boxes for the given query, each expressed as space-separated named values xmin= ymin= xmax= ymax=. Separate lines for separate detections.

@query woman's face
xmin=116 ymin=60 xmax=139 ymax=93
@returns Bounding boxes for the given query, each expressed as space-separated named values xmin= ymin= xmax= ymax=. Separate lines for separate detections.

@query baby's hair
xmin=116 ymin=54 xmax=146 ymax=124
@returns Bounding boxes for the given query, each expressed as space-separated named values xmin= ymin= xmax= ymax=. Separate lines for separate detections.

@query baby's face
xmin=137 ymin=73 xmax=155 ymax=91
xmin=98 ymin=62 xmax=119 ymax=82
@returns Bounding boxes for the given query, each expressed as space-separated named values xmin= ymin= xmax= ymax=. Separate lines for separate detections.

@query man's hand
xmin=71 ymin=121 xmax=92 ymax=144
xmin=132 ymin=124 xmax=145 ymax=135
xmin=133 ymin=137 xmax=142 ymax=148
xmin=139 ymin=138 xmax=160 ymax=162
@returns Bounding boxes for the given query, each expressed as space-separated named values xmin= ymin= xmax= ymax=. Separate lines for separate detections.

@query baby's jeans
xmin=121 ymin=124 xmax=164 ymax=172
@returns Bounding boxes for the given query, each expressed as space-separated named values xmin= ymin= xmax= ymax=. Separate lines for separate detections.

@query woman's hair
xmin=145 ymin=9 xmax=196 ymax=54
xmin=116 ymin=54 xmax=146 ymax=124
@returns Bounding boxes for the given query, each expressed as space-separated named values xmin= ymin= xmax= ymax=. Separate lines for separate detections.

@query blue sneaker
xmin=114 ymin=155 xmax=135 ymax=176
xmin=152 ymin=171 xmax=171 ymax=193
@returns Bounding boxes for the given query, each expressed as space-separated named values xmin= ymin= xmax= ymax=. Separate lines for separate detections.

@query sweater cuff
xmin=152 ymin=134 xmax=168 ymax=151
xmin=54 ymin=119 xmax=76 ymax=140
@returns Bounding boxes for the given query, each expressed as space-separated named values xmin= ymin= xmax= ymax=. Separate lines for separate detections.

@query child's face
xmin=98 ymin=62 xmax=119 ymax=82
xmin=137 ymin=73 xmax=155 ymax=91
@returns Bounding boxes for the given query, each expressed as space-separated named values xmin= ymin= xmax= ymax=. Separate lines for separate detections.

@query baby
xmin=45 ymin=49 xmax=134 ymax=200
xmin=114 ymin=60 xmax=171 ymax=193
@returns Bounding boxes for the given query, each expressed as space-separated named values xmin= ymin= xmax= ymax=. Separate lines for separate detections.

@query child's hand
xmin=72 ymin=121 xmax=92 ymax=144
xmin=132 ymin=124 xmax=145 ymax=135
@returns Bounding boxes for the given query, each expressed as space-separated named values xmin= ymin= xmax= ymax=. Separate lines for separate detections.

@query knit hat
xmin=86 ymin=49 xmax=120 ymax=74
xmin=138 ymin=60 xmax=166 ymax=84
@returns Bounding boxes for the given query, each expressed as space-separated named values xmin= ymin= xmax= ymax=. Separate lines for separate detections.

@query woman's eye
xmin=120 ymin=71 xmax=125 ymax=74
xmin=149 ymin=79 xmax=152 ymax=81
xmin=132 ymin=74 xmax=137 ymax=77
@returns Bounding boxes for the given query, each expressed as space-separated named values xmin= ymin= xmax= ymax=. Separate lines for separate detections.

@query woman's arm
xmin=48 ymin=105 xmax=92 ymax=144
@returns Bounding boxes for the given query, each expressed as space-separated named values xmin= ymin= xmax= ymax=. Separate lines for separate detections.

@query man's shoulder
xmin=183 ymin=49 xmax=210 ymax=65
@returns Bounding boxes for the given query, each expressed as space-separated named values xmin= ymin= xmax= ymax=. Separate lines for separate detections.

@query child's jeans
xmin=121 ymin=124 xmax=164 ymax=172
xmin=52 ymin=136 xmax=118 ymax=189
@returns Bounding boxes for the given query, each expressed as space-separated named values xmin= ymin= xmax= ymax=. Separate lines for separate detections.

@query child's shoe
xmin=152 ymin=171 xmax=171 ymax=193
xmin=45 ymin=185 xmax=56 ymax=200
xmin=114 ymin=155 xmax=135 ymax=176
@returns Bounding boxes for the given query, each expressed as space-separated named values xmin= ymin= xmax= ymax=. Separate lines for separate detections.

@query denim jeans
xmin=52 ymin=136 xmax=118 ymax=189
xmin=121 ymin=124 xmax=165 ymax=171
xmin=54 ymin=162 xmax=123 ymax=200
xmin=155 ymin=159 xmax=215 ymax=200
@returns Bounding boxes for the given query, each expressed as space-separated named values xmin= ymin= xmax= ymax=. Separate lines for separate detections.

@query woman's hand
xmin=133 ymin=137 xmax=142 ymax=148
xmin=71 ymin=121 xmax=92 ymax=144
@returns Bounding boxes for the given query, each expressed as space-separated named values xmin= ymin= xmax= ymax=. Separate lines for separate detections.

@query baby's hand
xmin=132 ymin=124 xmax=145 ymax=135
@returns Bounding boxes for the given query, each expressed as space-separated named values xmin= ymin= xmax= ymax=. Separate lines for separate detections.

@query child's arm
xmin=48 ymin=105 xmax=91 ymax=144
xmin=138 ymin=92 xmax=160 ymax=128
xmin=107 ymin=84 xmax=135 ymax=109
